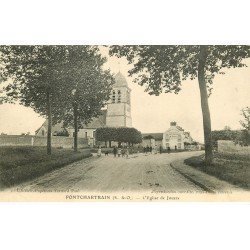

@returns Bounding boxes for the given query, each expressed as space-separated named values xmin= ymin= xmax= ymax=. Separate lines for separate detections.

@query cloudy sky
xmin=0 ymin=46 xmax=249 ymax=142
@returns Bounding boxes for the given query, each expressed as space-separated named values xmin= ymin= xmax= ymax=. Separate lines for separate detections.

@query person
xmin=175 ymin=145 xmax=177 ymax=151
xmin=125 ymin=147 xmax=129 ymax=158
xmin=159 ymin=145 xmax=163 ymax=154
xmin=121 ymin=147 xmax=125 ymax=157
xmin=149 ymin=146 xmax=152 ymax=154
xmin=167 ymin=146 xmax=170 ymax=154
xmin=97 ymin=146 xmax=102 ymax=157
xmin=117 ymin=147 xmax=121 ymax=157
xmin=113 ymin=146 xmax=117 ymax=157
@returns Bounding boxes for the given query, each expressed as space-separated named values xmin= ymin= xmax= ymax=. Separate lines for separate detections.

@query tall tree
xmin=0 ymin=46 xmax=114 ymax=153
xmin=109 ymin=45 xmax=250 ymax=165
xmin=0 ymin=45 xmax=68 ymax=154
xmin=57 ymin=46 xmax=114 ymax=152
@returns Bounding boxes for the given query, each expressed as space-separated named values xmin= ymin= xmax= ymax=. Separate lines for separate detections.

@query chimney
xmin=170 ymin=121 xmax=177 ymax=127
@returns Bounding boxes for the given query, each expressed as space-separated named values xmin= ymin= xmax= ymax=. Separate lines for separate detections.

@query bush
xmin=95 ymin=127 xmax=142 ymax=145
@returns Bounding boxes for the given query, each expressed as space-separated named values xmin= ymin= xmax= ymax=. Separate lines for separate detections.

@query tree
xmin=239 ymin=107 xmax=250 ymax=146
xmin=109 ymin=45 xmax=250 ymax=165
xmin=240 ymin=107 xmax=250 ymax=131
xmin=96 ymin=127 xmax=142 ymax=147
xmin=0 ymin=45 xmax=67 ymax=155
xmin=95 ymin=127 xmax=117 ymax=147
xmin=51 ymin=46 xmax=114 ymax=152
xmin=0 ymin=46 xmax=114 ymax=153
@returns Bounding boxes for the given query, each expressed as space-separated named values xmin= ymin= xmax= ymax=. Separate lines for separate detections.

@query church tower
xmin=106 ymin=72 xmax=132 ymax=127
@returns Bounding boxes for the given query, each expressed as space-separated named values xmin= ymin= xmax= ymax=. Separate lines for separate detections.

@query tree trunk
xmin=46 ymin=91 xmax=52 ymax=155
xmin=198 ymin=45 xmax=213 ymax=165
xmin=73 ymin=103 xmax=78 ymax=152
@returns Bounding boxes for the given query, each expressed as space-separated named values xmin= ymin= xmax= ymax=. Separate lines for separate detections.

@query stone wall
xmin=218 ymin=140 xmax=250 ymax=155
xmin=0 ymin=135 xmax=33 ymax=146
xmin=0 ymin=135 xmax=88 ymax=149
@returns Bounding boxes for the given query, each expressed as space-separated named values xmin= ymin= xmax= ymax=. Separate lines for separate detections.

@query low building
xmin=163 ymin=122 xmax=193 ymax=149
xmin=141 ymin=133 xmax=163 ymax=148
xmin=142 ymin=122 xmax=194 ymax=150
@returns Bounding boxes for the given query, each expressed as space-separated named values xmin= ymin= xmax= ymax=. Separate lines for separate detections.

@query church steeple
xmin=106 ymin=72 xmax=132 ymax=127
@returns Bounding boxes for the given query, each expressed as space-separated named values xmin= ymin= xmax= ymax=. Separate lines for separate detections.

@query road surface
xmin=12 ymin=151 xmax=204 ymax=192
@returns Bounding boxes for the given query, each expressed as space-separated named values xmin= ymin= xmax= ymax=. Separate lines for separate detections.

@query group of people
xmin=143 ymin=146 xmax=152 ymax=153
xmin=113 ymin=146 xmax=130 ymax=158
xmin=97 ymin=146 xmax=130 ymax=158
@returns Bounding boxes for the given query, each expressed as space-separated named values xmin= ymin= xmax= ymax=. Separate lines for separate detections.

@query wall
xmin=0 ymin=135 xmax=33 ymax=146
xmin=0 ymin=135 xmax=88 ymax=149
xmin=218 ymin=140 xmax=250 ymax=154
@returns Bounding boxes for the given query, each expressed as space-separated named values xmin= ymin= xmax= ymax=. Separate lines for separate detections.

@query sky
xmin=0 ymin=46 xmax=249 ymax=143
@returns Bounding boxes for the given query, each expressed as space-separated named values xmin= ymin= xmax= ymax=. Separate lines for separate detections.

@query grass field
xmin=0 ymin=146 xmax=92 ymax=189
xmin=184 ymin=152 xmax=250 ymax=190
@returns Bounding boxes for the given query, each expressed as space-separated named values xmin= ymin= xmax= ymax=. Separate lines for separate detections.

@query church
xmin=35 ymin=72 xmax=132 ymax=146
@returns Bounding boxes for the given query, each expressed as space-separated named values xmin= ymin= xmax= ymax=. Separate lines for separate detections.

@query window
xmin=165 ymin=135 xmax=170 ymax=142
xmin=166 ymin=143 xmax=169 ymax=148
xmin=117 ymin=90 xmax=121 ymax=103
xmin=93 ymin=130 xmax=96 ymax=138
xmin=178 ymin=143 xmax=181 ymax=149
xmin=112 ymin=91 xmax=116 ymax=103
xmin=85 ymin=132 xmax=88 ymax=138
xmin=42 ymin=130 xmax=45 ymax=136
xmin=178 ymin=135 xmax=181 ymax=142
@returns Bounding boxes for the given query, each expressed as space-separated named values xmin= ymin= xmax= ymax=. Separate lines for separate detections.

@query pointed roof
xmin=114 ymin=72 xmax=128 ymax=87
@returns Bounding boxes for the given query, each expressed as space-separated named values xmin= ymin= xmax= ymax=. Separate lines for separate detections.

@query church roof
xmin=35 ymin=110 xmax=107 ymax=134
xmin=114 ymin=72 xmax=128 ymax=87
xmin=81 ymin=110 xmax=107 ymax=129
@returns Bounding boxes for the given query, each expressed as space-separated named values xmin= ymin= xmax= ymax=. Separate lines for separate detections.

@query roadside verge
xmin=170 ymin=160 xmax=245 ymax=193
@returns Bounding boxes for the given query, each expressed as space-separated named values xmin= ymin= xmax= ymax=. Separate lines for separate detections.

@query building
xmin=142 ymin=122 xmax=194 ymax=150
xmin=35 ymin=72 xmax=132 ymax=146
xmin=162 ymin=122 xmax=193 ymax=149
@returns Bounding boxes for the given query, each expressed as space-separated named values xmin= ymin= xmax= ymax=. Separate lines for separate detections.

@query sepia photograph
xmin=0 ymin=45 xmax=249 ymax=201
xmin=0 ymin=1 xmax=250 ymax=250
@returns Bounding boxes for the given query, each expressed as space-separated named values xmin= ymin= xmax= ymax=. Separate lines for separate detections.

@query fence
xmin=218 ymin=140 xmax=250 ymax=155
xmin=0 ymin=135 xmax=89 ymax=149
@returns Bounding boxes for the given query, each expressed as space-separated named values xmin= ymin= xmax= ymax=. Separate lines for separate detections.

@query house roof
xmin=142 ymin=133 xmax=163 ymax=140
xmin=36 ymin=110 xmax=107 ymax=134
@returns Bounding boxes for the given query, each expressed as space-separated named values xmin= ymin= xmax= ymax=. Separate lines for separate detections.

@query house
xmin=162 ymin=122 xmax=193 ymax=149
xmin=142 ymin=122 xmax=194 ymax=150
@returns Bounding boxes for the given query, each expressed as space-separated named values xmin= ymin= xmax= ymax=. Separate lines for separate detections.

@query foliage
xmin=95 ymin=127 xmax=118 ymax=142
xmin=109 ymin=45 xmax=250 ymax=165
xmin=211 ymin=130 xmax=240 ymax=141
xmin=143 ymin=135 xmax=154 ymax=139
xmin=57 ymin=46 xmax=115 ymax=128
xmin=0 ymin=46 xmax=66 ymax=117
xmin=212 ymin=129 xmax=250 ymax=146
xmin=109 ymin=46 xmax=250 ymax=96
xmin=0 ymin=46 xmax=115 ymax=152
xmin=96 ymin=127 xmax=142 ymax=144
xmin=240 ymin=107 xmax=250 ymax=130
xmin=54 ymin=129 xmax=69 ymax=137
